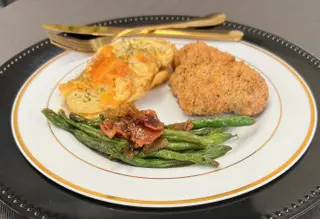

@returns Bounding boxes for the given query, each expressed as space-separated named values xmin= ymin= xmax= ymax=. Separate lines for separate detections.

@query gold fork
xmin=47 ymin=29 xmax=244 ymax=53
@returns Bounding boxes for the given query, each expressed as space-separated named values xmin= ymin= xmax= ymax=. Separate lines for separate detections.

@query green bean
xmin=137 ymin=149 xmax=214 ymax=165
xmin=191 ymin=127 xmax=228 ymax=136
xmin=58 ymin=110 xmax=128 ymax=147
xmin=164 ymin=130 xmax=235 ymax=147
xmin=166 ymin=142 xmax=204 ymax=151
xmin=165 ymin=132 xmax=234 ymax=150
xmin=163 ymin=129 xmax=202 ymax=145
xmin=204 ymin=145 xmax=232 ymax=159
xmin=137 ymin=145 xmax=231 ymax=166
xmin=73 ymin=129 xmax=192 ymax=168
xmin=201 ymin=133 xmax=236 ymax=146
xmin=43 ymin=110 xmax=192 ymax=168
xmin=73 ymin=129 xmax=116 ymax=153
xmin=75 ymin=126 xmax=231 ymax=167
xmin=42 ymin=109 xmax=125 ymax=150
xmin=114 ymin=152 xmax=193 ymax=168
xmin=42 ymin=108 xmax=236 ymax=168
xmin=42 ymin=108 xmax=72 ymax=131
xmin=69 ymin=112 xmax=105 ymax=128
xmin=192 ymin=115 xmax=255 ymax=129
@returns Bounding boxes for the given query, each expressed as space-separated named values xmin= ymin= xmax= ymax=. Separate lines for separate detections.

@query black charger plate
xmin=0 ymin=15 xmax=319 ymax=219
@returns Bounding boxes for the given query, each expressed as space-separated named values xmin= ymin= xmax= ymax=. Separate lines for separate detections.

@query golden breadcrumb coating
xmin=169 ymin=42 xmax=269 ymax=116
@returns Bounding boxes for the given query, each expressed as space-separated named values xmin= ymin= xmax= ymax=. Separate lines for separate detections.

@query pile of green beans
xmin=42 ymin=108 xmax=255 ymax=168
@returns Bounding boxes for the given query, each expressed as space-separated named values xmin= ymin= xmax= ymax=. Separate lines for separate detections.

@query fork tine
xmin=46 ymin=32 xmax=92 ymax=46
xmin=49 ymin=40 xmax=75 ymax=51
xmin=51 ymin=37 xmax=93 ymax=51
xmin=49 ymin=40 xmax=94 ymax=53
xmin=49 ymin=37 xmax=94 ymax=52
xmin=47 ymin=33 xmax=91 ymax=50
xmin=47 ymin=32 xmax=94 ymax=51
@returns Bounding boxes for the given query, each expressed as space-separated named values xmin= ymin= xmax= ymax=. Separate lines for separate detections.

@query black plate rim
xmin=1 ymin=15 xmax=320 ymax=219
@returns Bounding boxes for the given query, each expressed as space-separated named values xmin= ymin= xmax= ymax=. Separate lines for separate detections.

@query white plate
xmin=11 ymin=38 xmax=317 ymax=208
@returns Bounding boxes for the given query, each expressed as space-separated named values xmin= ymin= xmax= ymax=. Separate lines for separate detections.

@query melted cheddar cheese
xmin=59 ymin=38 xmax=176 ymax=118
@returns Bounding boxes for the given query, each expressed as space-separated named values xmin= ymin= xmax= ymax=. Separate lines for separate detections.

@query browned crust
xmin=169 ymin=42 xmax=269 ymax=116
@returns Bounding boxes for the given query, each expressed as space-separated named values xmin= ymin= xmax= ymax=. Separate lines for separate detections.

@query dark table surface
xmin=0 ymin=0 xmax=320 ymax=218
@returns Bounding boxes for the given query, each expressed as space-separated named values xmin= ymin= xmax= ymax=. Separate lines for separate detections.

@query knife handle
xmin=126 ymin=29 xmax=243 ymax=42
xmin=144 ymin=13 xmax=226 ymax=30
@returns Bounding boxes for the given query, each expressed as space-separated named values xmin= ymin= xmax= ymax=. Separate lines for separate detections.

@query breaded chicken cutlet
xmin=169 ymin=42 xmax=269 ymax=116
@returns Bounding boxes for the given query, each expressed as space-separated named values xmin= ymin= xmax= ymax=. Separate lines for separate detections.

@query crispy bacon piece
xmin=114 ymin=119 xmax=131 ymax=139
xmin=166 ymin=120 xmax=193 ymax=131
xmin=129 ymin=123 xmax=163 ymax=147
xmin=99 ymin=121 xmax=117 ymax=138
xmin=133 ymin=110 xmax=164 ymax=130
xmin=99 ymin=109 xmax=164 ymax=147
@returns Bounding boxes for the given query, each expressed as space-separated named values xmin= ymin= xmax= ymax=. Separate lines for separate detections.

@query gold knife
xmin=42 ymin=13 xmax=226 ymax=37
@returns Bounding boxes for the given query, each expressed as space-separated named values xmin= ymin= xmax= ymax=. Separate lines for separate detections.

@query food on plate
xmin=167 ymin=115 xmax=255 ymax=129
xmin=59 ymin=38 xmax=176 ymax=119
xmin=190 ymin=127 xmax=229 ymax=136
xmin=169 ymin=41 xmax=269 ymax=116
xmin=42 ymin=108 xmax=255 ymax=168
xmin=42 ymin=38 xmax=267 ymax=169
xmin=99 ymin=108 xmax=165 ymax=147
